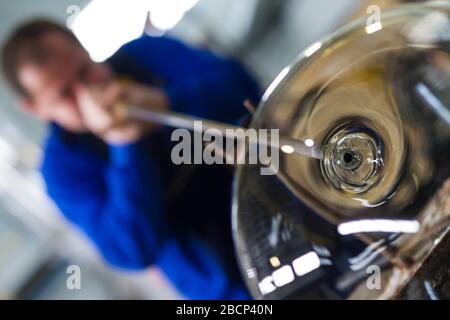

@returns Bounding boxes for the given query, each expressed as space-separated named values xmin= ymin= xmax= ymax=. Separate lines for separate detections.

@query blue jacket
xmin=41 ymin=35 xmax=260 ymax=299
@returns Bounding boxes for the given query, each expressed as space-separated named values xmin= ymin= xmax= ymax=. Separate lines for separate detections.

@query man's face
xmin=17 ymin=31 xmax=113 ymax=132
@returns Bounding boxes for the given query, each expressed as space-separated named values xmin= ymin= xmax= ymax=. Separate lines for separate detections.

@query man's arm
xmin=41 ymin=134 xmax=250 ymax=299
xmin=42 ymin=136 xmax=166 ymax=269
xmin=121 ymin=36 xmax=261 ymax=123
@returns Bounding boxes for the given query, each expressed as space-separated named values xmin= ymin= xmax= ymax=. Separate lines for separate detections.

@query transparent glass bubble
xmin=233 ymin=2 xmax=450 ymax=299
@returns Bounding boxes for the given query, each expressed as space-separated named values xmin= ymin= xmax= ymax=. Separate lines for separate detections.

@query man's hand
xmin=74 ymin=81 xmax=169 ymax=145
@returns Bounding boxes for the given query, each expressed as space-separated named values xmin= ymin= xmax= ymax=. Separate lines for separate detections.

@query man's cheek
xmin=54 ymin=102 xmax=81 ymax=121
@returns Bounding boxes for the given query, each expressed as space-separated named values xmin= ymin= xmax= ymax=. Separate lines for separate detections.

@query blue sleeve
xmin=157 ymin=236 xmax=250 ymax=299
xmin=41 ymin=137 xmax=250 ymax=299
xmin=121 ymin=36 xmax=261 ymax=124
xmin=42 ymin=139 xmax=166 ymax=269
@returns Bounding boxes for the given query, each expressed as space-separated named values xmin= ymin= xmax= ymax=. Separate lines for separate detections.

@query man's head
xmin=1 ymin=20 xmax=113 ymax=132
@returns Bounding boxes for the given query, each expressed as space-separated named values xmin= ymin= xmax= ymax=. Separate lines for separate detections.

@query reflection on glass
xmin=233 ymin=2 xmax=450 ymax=300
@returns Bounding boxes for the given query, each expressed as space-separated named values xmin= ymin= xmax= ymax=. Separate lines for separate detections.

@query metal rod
xmin=125 ymin=105 xmax=323 ymax=159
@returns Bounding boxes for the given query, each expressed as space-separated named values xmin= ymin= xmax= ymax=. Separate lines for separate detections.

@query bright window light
xmin=258 ymin=276 xmax=276 ymax=295
xmin=272 ymin=265 xmax=295 ymax=287
xmin=280 ymin=144 xmax=294 ymax=154
xmin=292 ymin=251 xmax=321 ymax=276
xmin=338 ymin=219 xmax=420 ymax=235
xmin=71 ymin=0 xmax=199 ymax=62
xmin=263 ymin=66 xmax=290 ymax=101
xmin=149 ymin=0 xmax=199 ymax=31
xmin=304 ymin=138 xmax=315 ymax=147
xmin=304 ymin=41 xmax=322 ymax=57
xmin=0 ymin=137 xmax=17 ymax=167
xmin=365 ymin=22 xmax=382 ymax=34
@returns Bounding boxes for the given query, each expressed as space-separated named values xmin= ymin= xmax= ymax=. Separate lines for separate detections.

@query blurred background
xmin=0 ymin=0 xmax=417 ymax=299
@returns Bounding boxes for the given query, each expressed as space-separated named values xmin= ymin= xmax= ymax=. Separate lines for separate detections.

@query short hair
xmin=1 ymin=19 xmax=79 ymax=98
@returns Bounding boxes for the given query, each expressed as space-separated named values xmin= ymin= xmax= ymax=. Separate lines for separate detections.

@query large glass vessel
xmin=233 ymin=2 xmax=450 ymax=300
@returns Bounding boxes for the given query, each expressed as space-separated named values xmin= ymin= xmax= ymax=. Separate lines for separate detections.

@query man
xmin=1 ymin=20 xmax=260 ymax=299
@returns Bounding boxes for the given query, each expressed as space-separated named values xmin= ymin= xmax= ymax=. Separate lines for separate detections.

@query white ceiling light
xmin=71 ymin=0 xmax=199 ymax=62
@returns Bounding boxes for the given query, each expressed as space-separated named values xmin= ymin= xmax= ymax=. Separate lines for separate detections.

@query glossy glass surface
xmin=233 ymin=2 xmax=450 ymax=299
